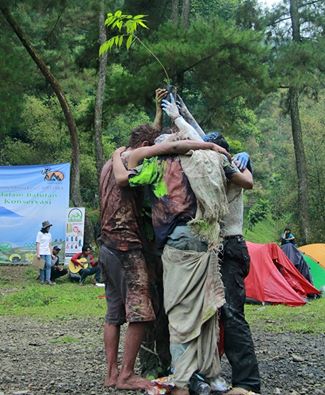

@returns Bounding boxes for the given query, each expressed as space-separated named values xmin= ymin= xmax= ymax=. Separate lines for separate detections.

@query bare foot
xmin=104 ymin=368 xmax=119 ymax=388
xmin=171 ymin=388 xmax=190 ymax=395
xmin=116 ymin=373 xmax=153 ymax=390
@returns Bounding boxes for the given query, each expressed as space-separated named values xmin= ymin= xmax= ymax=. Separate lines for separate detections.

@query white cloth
xmin=36 ymin=231 xmax=52 ymax=255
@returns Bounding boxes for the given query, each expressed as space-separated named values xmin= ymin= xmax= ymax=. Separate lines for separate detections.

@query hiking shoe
xmin=189 ymin=372 xmax=211 ymax=395
xmin=45 ymin=280 xmax=56 ymax=285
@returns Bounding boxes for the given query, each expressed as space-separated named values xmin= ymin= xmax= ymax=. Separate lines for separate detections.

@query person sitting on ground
xmin=70 ymin=244 xmax=101 ymax=285
xmin=50 ymin=246 xmax=68 ymax=283
xmin=281 ymin=228 xmax=296 ymax=246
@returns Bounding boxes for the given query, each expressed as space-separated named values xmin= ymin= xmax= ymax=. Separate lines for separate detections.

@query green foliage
xmin=102 ymin=17 xmax=271 ymax=133
xmin=247 ymin=199 xmax=270 ymax=230
xmin=100 ymin=10 xmax=148 ymax=55
xmin=103 ymin=103 xmax=151 ymax=148
xmin=191 ymin=0 xmax=240 ymax=21
xmin=244 ymin=216 xmax=280 ymax=244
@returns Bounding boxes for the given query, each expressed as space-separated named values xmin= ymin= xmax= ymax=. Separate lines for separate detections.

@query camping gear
xmin=32 ymin=255 xmax=45 ymax=270
xmin=299 ymin=244 xmax=325 ymax=269
xmin=302 ymin=254 xmax=325 ymax=290
xmin=281 ymin=243 xmax=313 ymax=284
xmin=245 ymin=242 xmax=320 ymax=306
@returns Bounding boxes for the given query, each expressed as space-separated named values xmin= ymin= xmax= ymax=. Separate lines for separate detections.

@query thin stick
xmin=134 ymin=35 xmax=170 ymax=83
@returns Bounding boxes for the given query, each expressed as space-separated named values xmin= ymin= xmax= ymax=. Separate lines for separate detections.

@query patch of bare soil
xmin=0 ymin=316 xmax=324 ymax=395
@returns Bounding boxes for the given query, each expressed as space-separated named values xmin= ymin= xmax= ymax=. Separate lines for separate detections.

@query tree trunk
xmin=181 ymin=0 xmax=190 ymax=28
xmin=290 ymin=0 xmax=301 ymax=42
xmin=288 ymin=0 xmax=310 ymax=244
xmin=94 ymin=1 xmax=107 ymax=181
xmin=288 ymin=87 xmax=310 ymax=244
xmin=171 ymin=0 xmax=180 ymax=24
xmin=0 ymin=6 xmax=82 ymax=207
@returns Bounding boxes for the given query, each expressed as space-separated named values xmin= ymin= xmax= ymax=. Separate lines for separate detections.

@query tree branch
xmin=44 ymin=5 xmax=67 ymax=42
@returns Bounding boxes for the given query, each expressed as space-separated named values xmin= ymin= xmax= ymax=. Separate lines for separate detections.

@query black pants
xmin=51 ymin=267 xmax=68 ymax=281
xmin=220 ymin=236 xmax=260 ymax=393
xmin=139 ymin=250 xmax=171 ymax=376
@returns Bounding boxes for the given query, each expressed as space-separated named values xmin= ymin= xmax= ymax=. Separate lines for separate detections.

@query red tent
xmin=245 ymin=242 xmax=320 ymax=306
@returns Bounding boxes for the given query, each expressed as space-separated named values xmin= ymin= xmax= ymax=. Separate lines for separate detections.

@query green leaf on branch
xmin=126 ymin=35 xmax=133 ymax=50
xmin=137 ymin=20 xmax=148 ymax=29
xmin=100 ymin=10 xmax=149 ymax=55
xmin=133 ymin=15 xmax=147 ymax=20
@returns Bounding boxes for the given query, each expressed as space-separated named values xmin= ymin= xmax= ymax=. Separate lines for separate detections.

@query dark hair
xmin=204 ymin=131 xmax=230 ymax=153
xmin=82 ymin=244 xmax=92 ymax=252
xmin=128 ymin=124 xmax=161 ymax=148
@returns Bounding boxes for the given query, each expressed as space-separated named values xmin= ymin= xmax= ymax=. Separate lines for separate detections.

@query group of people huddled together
xmin=35 ymin=221 xmax=101 ymax=286
xmin=98 ymin=89 xmax=261 ymax=395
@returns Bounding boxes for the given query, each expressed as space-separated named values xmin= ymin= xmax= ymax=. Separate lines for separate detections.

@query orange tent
xmin=299 ymin=244 xmax=325 ymax=269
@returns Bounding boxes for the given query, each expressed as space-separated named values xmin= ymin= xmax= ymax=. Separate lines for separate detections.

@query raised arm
xmin=176 ymin=95 xmax=206 ymax=138
xmin=152 ymin=88 xmax=167 ymax=131
xmin=161 ymin=95 xmax=203 ymax=141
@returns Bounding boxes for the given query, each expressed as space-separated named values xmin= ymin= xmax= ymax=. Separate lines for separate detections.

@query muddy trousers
xmin=220 ymin=236 xmax=261 ymax=393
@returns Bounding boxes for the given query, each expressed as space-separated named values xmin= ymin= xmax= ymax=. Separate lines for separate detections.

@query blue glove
xmin=233 ymin=152 xmax=250 ymax=171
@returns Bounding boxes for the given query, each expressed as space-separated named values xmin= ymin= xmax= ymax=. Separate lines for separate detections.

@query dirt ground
xmin=0 ymin=315 xmax=324 ymax=395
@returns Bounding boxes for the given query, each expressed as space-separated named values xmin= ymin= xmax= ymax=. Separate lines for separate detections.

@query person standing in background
xmin=281 ymin=228 xmax=296 ymax=246
xmin=36 ymin=220 xmax=55 ymax=285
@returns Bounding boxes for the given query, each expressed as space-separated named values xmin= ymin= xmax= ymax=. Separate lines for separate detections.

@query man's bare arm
xmin=152 ymin=88 xmax=167 ymax=130
xmin=230 ymin=168 xmax=253 ymax=190
xmin=112 ymin=147 xmax=129 ymax=187
xmin=127 ymin=140 xmax=229 ymax=169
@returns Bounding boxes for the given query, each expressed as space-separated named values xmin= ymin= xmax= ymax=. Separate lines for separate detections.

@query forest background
xmin=0 ymin=0 xmax=324 ymax=245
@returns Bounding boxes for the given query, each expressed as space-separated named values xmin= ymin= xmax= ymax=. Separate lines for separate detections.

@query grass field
xmin=244 ymin=216 xmax=280 ymax=244
xmin=0 ymin=266 xmax=106 ymax=319
xmin=0 ymin=265 xmax=324 ymax=334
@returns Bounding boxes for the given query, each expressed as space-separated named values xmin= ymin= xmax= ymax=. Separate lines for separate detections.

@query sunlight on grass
xmin=0 ymin=274 xmax=106 ymax=319
xmin=245 ymin=298 xmax=325 ymax=333
xmin=244 ymin=216 xmax=279 ymax=244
